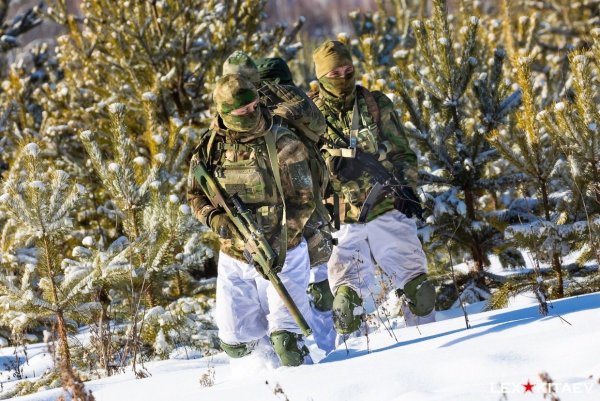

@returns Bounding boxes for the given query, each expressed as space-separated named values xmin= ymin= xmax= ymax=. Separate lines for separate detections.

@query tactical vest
xmin=311 ymin=86 xmax=383 ymax=159
xmin=200 ymin=128 xmax=290 ymax=236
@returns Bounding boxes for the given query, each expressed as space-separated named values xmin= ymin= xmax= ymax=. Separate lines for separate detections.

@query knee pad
xmin=307 ymin=279 xmax=334 ymax=312
xmin=269 ymin=331 xmax=309 ymax=367
xmin=219 ymin=339 xmax=257 ymax=359
xmin=402 ymin=274 xmax=436 ymax=316
xmin=332 ymin=285 xmax=363 ymax=334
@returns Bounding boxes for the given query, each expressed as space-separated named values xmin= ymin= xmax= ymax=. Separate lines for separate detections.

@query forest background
xmin=0 ymin=0 xmax=599 ymax=398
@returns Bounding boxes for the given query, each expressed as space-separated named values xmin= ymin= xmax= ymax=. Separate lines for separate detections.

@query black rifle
xmin=324 ymin=120 xmax=424 ymax=222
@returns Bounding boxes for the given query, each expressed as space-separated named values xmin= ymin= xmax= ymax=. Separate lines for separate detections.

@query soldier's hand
xmin=394 ymin=192 xmax=424 ymax=220
xmin=209 ymin=213 xmax=240 ymax=239
xmin=332 ymin=156 xmax=362 ymax=181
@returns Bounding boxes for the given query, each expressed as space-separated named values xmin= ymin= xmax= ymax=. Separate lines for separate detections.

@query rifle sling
xmin=264 ymin=129 xmax=287 ymax=270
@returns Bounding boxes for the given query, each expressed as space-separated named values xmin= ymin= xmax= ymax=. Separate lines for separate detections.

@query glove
xmin=209 ymin=213 xmax=240 ymax=240
xmin=331 ymin=156 xmax=362 ymax=181
xmin=394 ymin=189 xmax=424 ymax=220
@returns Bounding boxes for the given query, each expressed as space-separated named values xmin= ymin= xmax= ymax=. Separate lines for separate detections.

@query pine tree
xmin=0 ymin=2 xmax=50 ymax=172
xmin=538 ymin=48 xmax=600 ymax=269
xmin=78 ymin=99 xmax=216 ymax=366
xmin=389 ymin=0 xmax=523 ymax=274
xmin=1 ymin=0 xmax=302 ymax=381
xmin=490 ymin=55 xmax=565 ymax=297
xmin=0 ymin=142 xmax=87 ymax=369
xmin=344 ymin=0 xmax=422 ymax=92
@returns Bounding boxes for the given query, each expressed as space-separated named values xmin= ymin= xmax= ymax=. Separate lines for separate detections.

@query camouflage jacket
xmin=260 ymin=82 xmax=333 ymax=267
xmin=187 ymin=115 xmax=316 ymax=262
xmin=312 ymin=85 xmax=418 ymax=223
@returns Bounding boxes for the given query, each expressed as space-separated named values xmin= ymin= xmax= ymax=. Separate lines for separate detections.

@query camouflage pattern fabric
xmin=312 ymin=85 xmax=418 ymax=223
xmin=256 ymin=57 xmax=294 ymax=85
xmin=222 ymin=50 xmax=260 ymax=85
xmin=213 ymin=74 xmax=262 ymax=133
xmin=187 ymin=118 xmax=316 ymax=262
xmin=222 ymin=54 xmax=333 ymax=267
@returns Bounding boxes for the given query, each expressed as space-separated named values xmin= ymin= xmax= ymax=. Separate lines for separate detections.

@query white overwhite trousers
xmin=328 ymin=209 xmax=428 ymax=298
xmin=216 ymin=239 xmax=312 ymax=345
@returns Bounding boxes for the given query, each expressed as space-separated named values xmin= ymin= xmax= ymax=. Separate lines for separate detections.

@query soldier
xmin=223 ymin=51 xmax=336 ymax=353
xmin=310 ymin=40 xmax=436 ymax=335
xmin=187 ymin=74 xmax=316 ymax=366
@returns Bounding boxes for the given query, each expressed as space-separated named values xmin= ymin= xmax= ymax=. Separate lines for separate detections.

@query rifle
xmin=193 ymin=160 xmax=312 ymax=337
xmin=324 ymin=120 xmax=424 ymax=222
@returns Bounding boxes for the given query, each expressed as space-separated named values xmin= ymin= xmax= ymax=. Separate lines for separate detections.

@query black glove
xmin=394 ymin=189 xmax=424 ymax=220
xmin=331 ymin=156 xmax=363 ymax=181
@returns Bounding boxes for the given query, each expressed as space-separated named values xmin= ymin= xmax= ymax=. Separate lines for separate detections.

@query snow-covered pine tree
xmin=78 ymin=98 xmax=216 ymax=363
xmin=489 ymin=55 xmax=565 ymax=297
xmin=0 ymin=142 xmax=88 ymax=370
xmin=388 ymin=0 xmax=523 ymax=275
xmin=538 ymin=49 xmax=600 ymax=269
xmin=344 ymin=0 xmax=422 ymax=93
xmin=0 ymin=2 xmax=49 ymax=172
xmin=44 ymin=0 xmax=303 ymax=133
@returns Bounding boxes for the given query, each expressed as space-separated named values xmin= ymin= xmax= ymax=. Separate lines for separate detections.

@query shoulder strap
xmin=206 ymin=129 xmax=218 ymax=164
xmin=358 ymin=86 xmax=380 ymax=125
xmin=264 ymin=128 xmax=287 ymax=270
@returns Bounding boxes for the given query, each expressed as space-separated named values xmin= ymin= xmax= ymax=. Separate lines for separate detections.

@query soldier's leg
xmin=216 ymin=251 xmax=268 ymax=358
xmin=303 ymin=214 xmax=336 ymax=352
xmin=327 ymin=223 xmax=375 ymax=334
xmin=306 ymin=263 xmax=336 ymax=353
xmin=308 ymin=263 xmax=334 ymax=311
xmin=367 ymin=210 xmax=436 ymax=322
xmin=304 ymin=212 xmax=335 ymax=311
xmin=263 ymin=240 xmax=313 ymax=366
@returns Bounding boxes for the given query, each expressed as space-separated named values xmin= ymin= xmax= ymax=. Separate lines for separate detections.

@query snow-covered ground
xmin=2 ymin=291 xmax=599 ymax=401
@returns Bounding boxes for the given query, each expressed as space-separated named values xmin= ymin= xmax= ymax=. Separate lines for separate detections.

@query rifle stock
xmin=193 ymin=161 xmax=312 ymax=336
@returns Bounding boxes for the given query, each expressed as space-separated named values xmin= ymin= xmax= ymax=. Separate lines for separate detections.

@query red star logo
xmin=522 ymin=379 xmax=535 ymax=393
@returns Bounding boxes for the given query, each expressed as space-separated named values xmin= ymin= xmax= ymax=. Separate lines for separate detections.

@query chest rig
xmin=321 ymin=86 xmax=381 ymax=158
xmin=204 ymin=128 xmax=284 ymax=236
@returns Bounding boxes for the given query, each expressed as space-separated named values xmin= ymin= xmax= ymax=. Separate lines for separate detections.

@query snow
xmin=3 ymin=292 xmax=599 ymax=401
xmin=24 ymin=143 xmax=40 ymax=157
xmin=452 ymin=247 xmax=598 ymax=277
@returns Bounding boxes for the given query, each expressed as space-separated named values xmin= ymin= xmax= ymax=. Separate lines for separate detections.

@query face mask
xmin=319 ymin=71 xmax=356 ymax=98
xmin=221 ymin=105 xmax=262 ymax=133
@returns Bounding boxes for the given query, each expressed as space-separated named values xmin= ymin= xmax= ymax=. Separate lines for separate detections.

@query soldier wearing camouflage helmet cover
xmin=187 ymin=74 xmax=316 ymax=366
xmin=310 ymin=40 xmax=436 ymax=336
xmin=222 ymin=52 xmax=337 ymax=353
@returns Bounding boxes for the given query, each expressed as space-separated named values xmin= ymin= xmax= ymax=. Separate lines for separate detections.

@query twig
xmin=449 ymin=245 xmax=470 ymax=329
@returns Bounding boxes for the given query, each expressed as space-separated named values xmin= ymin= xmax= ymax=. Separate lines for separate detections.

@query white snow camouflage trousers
xmin=216 ymin=239 xmax=313 ymax=345
xmin=328 ymin=209 xmax=428 ymax=300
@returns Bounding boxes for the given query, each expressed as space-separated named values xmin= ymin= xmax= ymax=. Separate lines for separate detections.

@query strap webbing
xmin=206 ymin=129 xmax=218 ymax=165
xmin=264 ymin=129 xmax=287 ymax=269
xmin=349 ymin=95 xmax=360 ymax=150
